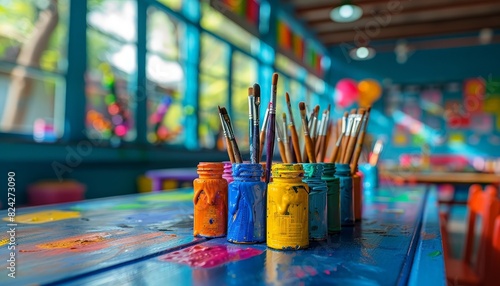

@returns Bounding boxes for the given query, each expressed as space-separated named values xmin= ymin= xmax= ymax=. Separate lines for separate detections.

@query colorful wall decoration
xmin=210 ymin=0 xmax=260 ymax=31
xmin=373 ymin=77 xmax=500 ymax=162
xmin=277 ymin=18 xmax=325 ymax=76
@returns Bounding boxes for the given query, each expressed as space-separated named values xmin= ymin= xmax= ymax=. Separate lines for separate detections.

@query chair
xmin=440 ymin=184 xmax=500 ymax=285
xmin=484 ymin=216 xmax=500 ymax=286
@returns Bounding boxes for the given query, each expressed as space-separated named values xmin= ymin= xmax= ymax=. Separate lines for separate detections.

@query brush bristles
xmin=285 ymin=92 xmax=290 ymax=103
xmin=272 ymin=73 xmax=279 ymax=85
xmin=248 ymin=87 xmax=254 ymax=96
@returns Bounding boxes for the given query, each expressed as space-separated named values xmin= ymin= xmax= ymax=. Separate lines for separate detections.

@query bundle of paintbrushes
xmin=327 ymin=107 xmax=372 ymax=175
xmin=217 ymin=73 xmax=279 ymax=183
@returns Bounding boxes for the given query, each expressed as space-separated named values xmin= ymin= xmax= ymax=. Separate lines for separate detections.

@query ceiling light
xmin=330 ymin=1 xmax=363 ymax=23
xmin=350 ymin=46 xmax=375 ymax=60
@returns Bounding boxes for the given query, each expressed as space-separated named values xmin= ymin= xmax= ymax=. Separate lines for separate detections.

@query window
xmin=86 ymin=0 xmax=136 ymax=144
xmin=0 ymin=0 xmax=68 ymax=140
xmin=200 ymin=2 xmax=258 ymax=55
xmin=231 ymin=51 xmax=257 ymax=150
xmin=199 ymin=33 xmax=229 ymax=149
xmin=146 ymin=7 xmax=186 ymax=145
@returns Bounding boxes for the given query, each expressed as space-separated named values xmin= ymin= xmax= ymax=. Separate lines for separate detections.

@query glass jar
xmin=302 ymin=163 xmax=328 ymax=240
xmin=336 ymin=163 xmax=354 ymax=226
xmin=227 ymin=163 xmax=266 ymax=243
xmin=322 ymin=163 xmax=341 ymax=233
xmin=193 ymin=162 xmax=227 ymax=237
xmin=267 ymin=163 xmax=309 ymax=250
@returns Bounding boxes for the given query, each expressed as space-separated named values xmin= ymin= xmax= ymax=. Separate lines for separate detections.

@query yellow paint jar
xmin=267 ymin=163 xmax=309 ymax=250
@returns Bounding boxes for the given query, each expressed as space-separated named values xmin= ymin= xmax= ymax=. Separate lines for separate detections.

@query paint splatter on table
xmin=10 ymin=185 xmax=445 ymax=286
xmin=0 ymin=189 xmax=203 ymax=285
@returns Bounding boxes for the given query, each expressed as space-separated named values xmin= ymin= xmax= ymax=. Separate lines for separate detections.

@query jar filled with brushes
xmin=227 ymin=163 xmax=266 ymax=244
xmin=193 ymin=162 xmax=228 ymax=237
xmin=322 ymin=163 xmax=341 ymax=233
xmin=302 ymin=163 xmax=328 ymax=240
xmin=336 ymin=163 xmax=354 ymax=226
xmin=222 ymin=161 xmax=234 ymax=184
xmin=267 ymin=163 xmax=309 ymax=250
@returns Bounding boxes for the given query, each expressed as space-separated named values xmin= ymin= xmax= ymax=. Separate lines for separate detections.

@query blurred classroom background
xmin=0 ymin=0 xmax=500 ymax=208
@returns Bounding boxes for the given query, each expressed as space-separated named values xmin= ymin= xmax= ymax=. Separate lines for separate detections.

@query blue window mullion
xmin=135 ymin=0 xmax=148 ymax=145
xmin=64 ymin=0 xmax=87 ymax=142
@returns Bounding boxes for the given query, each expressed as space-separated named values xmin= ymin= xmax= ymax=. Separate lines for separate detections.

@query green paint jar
xmin=322 ymin=163 xmax=341 ymax=233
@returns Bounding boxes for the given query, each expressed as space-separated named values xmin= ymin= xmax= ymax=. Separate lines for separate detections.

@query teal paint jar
xmin=302 ymin=163 xmax=328 ymax=240
xmin=336 ymin=163 xmax=354 ymax=226
xmin=322 ymin=163 xmax=341 ymax=233
xmin=227 ymin=163 xmax=266 ymax=243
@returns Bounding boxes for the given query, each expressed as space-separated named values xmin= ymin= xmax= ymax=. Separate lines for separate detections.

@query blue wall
xmin=330 ymin=41 xmax=500 ymax=163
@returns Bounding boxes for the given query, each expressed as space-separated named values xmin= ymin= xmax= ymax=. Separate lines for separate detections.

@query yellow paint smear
xmin=36 ymin=232 xmax=109 ymax=250
xmin=0 ymin=238 xmax=9 ymax=247
xmin=3 ymin=210 xmax=81 ymax=224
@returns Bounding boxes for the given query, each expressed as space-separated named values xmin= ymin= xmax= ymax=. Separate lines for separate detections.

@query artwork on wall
xmin=468 ymin=134 xmax=480 ymax=145
xmin=470 ymin=114 xmax=493 ymax=134
xmin=449 ymin=132 xmax=465 ymax=145
xmin=393 ymin=131 xmax=408 ymax=146
xmin=383 ymin=77 xmax=500 ymax=158
xmin=444 ymin=100 xmax=470 ymax=129
xmin=463 ymin=78 xmax=485 ymax=114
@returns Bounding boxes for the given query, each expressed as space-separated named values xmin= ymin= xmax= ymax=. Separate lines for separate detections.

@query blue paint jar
xmin=336 ymin=163 xmax=354 ymax=226
xmin=227 ymin=163 xmax=266 ymax=243
xmin=302 ymin=163 xmax=328 ymax=240
xmin=359 ymin=163 xmax=378 ymax=190
xmin=321 ymin=163 xmax=341 ymax=233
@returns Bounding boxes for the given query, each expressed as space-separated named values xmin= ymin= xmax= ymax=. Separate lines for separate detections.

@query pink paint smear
xmin=160 ymin=244 xmax=263 ymax=268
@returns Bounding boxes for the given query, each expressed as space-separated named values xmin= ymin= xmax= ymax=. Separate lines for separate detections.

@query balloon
xmin=335 ymin=79 xmax=358 ymax=108
xmin=358 ymin=79 xmax=382 ymax=106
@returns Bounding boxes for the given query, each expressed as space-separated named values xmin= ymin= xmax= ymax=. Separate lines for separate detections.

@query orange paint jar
xmin=193 ymin=162 xmax=228 ymax=238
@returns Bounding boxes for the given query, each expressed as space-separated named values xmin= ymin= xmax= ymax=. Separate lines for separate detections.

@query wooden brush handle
xmin=316 ymin=135 xmax=326 ymax=162
xmin=343 ymin=136 xmax=357 ymax=164
xmin=284 ymin=139 xmax=294 ymax=163
xmin=259 ymin=130 xmax=266 ymax=161
xmin=264 ymin=114 xmax=276 ymax=184
xmin=289 ymin=126 xmax=302 ymax=163
xmin=278 ymin=141 xmax=287 ymax=163
xmin=304 ymin=135 xmax=316 ymax=163
xmin=350 ymin=131 xmax=366 ymax=173
xmin=226 ymin=137 xmax=235 ymax=163
xmin=230 ymin=139 xmax=242 ymax=163
xmin=329 ymin=134 xmax=343 ymax=163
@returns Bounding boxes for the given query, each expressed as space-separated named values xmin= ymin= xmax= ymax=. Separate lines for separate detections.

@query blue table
xmin=0 ymin=186 xmax=445 ymax=285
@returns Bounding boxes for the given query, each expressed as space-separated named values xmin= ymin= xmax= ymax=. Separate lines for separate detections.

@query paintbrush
xmin=369 ymin=138 xmax=383 ymax=166
xmin=282 ymin=113 xmax=294 ymax=163
xmin=316 ymin=109 xmax=329 ymax=162
xmin=259 ymin=107 xmax=269 ymax=161
xmin=219 ymin=106 xmax=242 ymax=163
xmin=285 ymin=92 xmax=301 ymax=163
xmin=218 ymin=106 xmax=235 ymax=163
xmin=310 ymin=105 xmax=320 ymax=148
xmin=329 ymin=112 xmax=348 ymax=163
xmin=264 ymin=73 xmax=279 ymax=184
xmin=248 ymin=87 xmax=256 ymax=163
xmin=340 ymin=109 xmax=357 ymax=163
xmin=351 ymin=107 xmax=371 ymax=173
xmin=253 ymin=84 xmax=261 ymax=164
xmin=299 ymin=102 xmax=316 ymax=163
xmin=343 ymin=110 xmax=365 ymax=164
xmin=276 ymin=119 xmax=287 ymax=163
